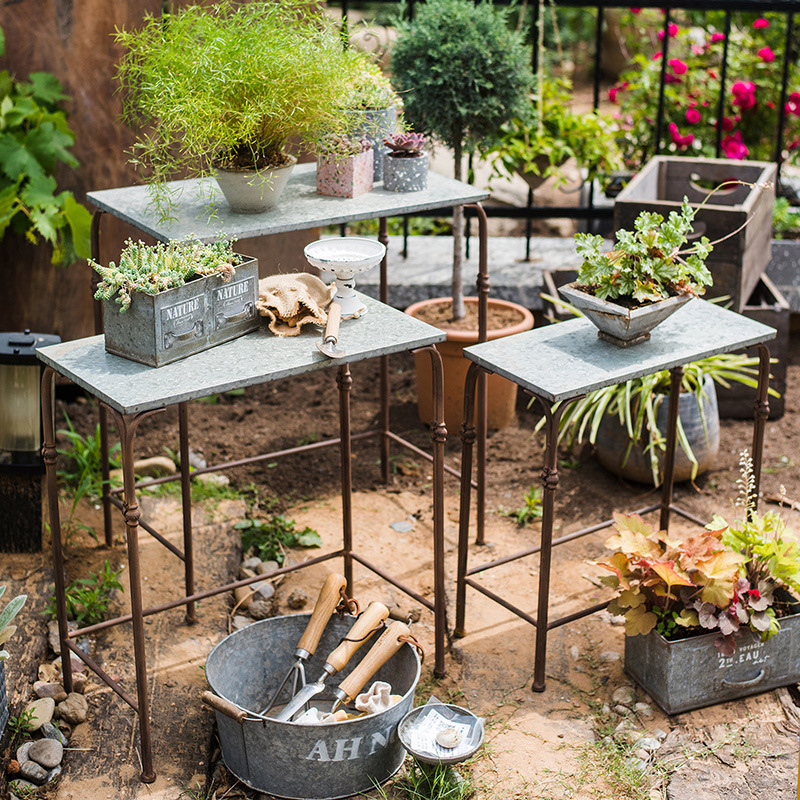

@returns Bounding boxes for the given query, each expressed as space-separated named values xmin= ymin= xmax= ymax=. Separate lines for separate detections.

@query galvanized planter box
xmin=625 ymin=605 xmax=800 ymax=714
xmin=102 ymin=256 xmax=259 ymax=367
xmin=614 ymin=156 xmax=776 ymax=311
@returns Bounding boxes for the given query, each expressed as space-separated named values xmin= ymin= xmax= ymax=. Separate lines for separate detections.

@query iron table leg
xmin=338 ymin=364 xmax=354 ymax=591
xmin=659 ymin=365 xmax=684 ymax=532
xmin=178 ymin=402 xmax=196 ymax=623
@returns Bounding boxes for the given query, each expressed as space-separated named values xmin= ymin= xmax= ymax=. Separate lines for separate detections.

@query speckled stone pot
xmin=316 ymin=149 xmax=374 ymax=198
xmin=383 ymin=153 xmax=428 ymax=193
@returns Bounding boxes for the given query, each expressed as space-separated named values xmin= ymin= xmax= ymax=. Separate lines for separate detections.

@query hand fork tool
xmin=316 ymin=302 xmax=346 ymax=359
xmin=261 ymin=572 xmax=347 ymax=714
xmin=273 ymin=601 xmax=389 ymax=721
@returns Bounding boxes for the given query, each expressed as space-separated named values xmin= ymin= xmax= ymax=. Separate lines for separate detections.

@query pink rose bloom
xmin=665 ymin=73 xmax=682 ymax=84
xmin=669 ymin=58 xmax=688 ymax=75
xmin=789 ymin=139 xmax=800 ymax=151
xmin=710 ymin=32 xmax=725 ymax=42
xmin=653 ymin=51 xmax=663 ymax=60
xmin=785 ymin=92 xmax=800 ymax=116
xmin=722 ymin=131 xmax=748 ymax=159
xmin=732 ymin=81 xmax=756 ymax=110
xmin=669 ymin=122 xmax=694 ymax=148
xmin=630 ymin=7 xmax=642 ymax=13
xmin=754 ymin=18 xmax=769 ymax=29
xmin=719 ymin=116 xmax=735 ymax=131
xmin=686 ymin=107 xmax=702 ymax=124
xmin=658 ymin=23 xmax=679 ymax=40
xmin=758 ymin=47 xmax=775 ymax=62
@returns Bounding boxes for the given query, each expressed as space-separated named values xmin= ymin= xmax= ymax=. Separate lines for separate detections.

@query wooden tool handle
xmin=325 ymin=302 xmax=342 ymax=342
xmin=325 ymin=601 xmax=389 ymax=674
xmin=336 ymin=621 xmax=410 ymax=703
xmin=201 ymin=691 xmax=247 ymax=723
xmin=296 ymin=572 xmax=347 ymax=656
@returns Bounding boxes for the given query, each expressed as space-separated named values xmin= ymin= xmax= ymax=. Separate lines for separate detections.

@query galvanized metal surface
xmin=625 ymin=609 xmax=800 ymax=715
xmin=205 ymin=613 xmax=420 ymax=799
xmin=102 ymin=258 xmax=259 ymax=367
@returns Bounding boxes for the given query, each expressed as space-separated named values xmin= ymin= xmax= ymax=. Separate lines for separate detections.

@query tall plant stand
xmin=454 ymin=299 xmax=776 ymax=693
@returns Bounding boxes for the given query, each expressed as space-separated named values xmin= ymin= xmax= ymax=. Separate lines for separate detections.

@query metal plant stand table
xmin=454 ymin=299 xmax=776 ymax=693
xmin=37 ymin=294 xmax=447 ymax=783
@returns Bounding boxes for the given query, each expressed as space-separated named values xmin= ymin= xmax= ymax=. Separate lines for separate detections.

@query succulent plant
xmin=317 ymin=133 xmax=372 ymax=160
xmin=383 ymin=133 xmax=426 ymax=157
xmin=0 ymin=586 xmax=26 ymax=661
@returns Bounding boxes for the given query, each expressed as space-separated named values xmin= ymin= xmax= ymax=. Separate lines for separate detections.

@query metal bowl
xmin=304 ymin=237 xmax=386 ymax=275
xmin=398 ymin=703 xmax=484 ymax=765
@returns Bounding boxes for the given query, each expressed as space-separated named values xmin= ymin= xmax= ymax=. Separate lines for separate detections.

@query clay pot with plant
xmin=114 ymin=0 xmax=363 ymax=218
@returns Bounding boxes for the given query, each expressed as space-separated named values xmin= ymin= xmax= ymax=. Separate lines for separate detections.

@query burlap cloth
xmin=256 ymin=273 xmax=335 ymax=336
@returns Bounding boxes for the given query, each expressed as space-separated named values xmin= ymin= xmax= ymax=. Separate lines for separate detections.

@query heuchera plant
xmin=609 ymin=11 xmax=800 ymax=169
xmin=598 ymin=452 xmax=800 ymax=655
xmin=383 ymin=132 xmax=426 ymax=157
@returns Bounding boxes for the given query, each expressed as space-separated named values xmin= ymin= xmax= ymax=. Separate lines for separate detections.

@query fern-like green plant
xmin=91 ymin=237 xmax=238 ymax=312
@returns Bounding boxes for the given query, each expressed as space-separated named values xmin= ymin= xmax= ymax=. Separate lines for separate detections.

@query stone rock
xmin=600 ymin=650 xmax=622 ymax=662
xmin=635 ymin=736 xmax=662 ymax=753
xmin=133 ymin=456 xmax=176 ymax=478
xmin=33 ymin=681 xmax=67 ymax=703
xmin=38 ymin=663 xmax=60 ymax=683
xmin=248 ymin=600 xmax=275 ymax=620
xmin=56 ymin=692 xmax=88 ymax=725
xmin=6 ymin=759 xmax=20 ymax=775
xmin=287 ymin=589 xmax=308 ymax=609
xmin=613 ymin=704 xmax=630 ymax=716
xmin=16 ymin=741 xmax=35 ymax=763
xmin=569 ymin=645 xmax=580 ymax=661
xmin=47 ymin=619 xmax=77 ymax=655
xmin=23 ymin=697 xmax=55 ymax=731
xmin=613 ymin=719 xmax=641 ymax=746
xmin=188 ymin=449 xmax=207 ymax=470
xmin=653 ymin=728 xmax=668 ymax=741
xmin=28 ymin=739 xmax=63 ymax=770
xmin=76 ymin=637 xmax=92 ymax=656
xmin=261 ymin=560 xmax=279 ymax=574
xmin=19 ymin=760 xmax=48 ymax=785
xmin=634 ymin=702 xmax=654 ymax=718
xmin=612 ymin=685 xmax=636 ymax=706
xmin=71 ymin=672 xmax=89 ymax=694
xmin=41 ymin=721 xmax=69 ymax=746
xmin=241 ymin=556 xmax=263 ymax=572
xmin=252 ymin=580 xmax=275 ymax=603
xmin=238 ymin=565 xmax=257 ymax=581
xmin=601 ymin=703 xmax=611 ymax=715
xmin=46 ymin=764 xmax=63 ymax=783
xmin=232 ymin=615 xmax=252 ymax=631
xmin=8 ymin=778 xmax=38 ymax=795
xmin=53 ymin=654 xmax=85 ymax=674
xmin=195 ymin=472 xmax=230 ymax=487
xmin=233 ymin=585 xmax=253 ymax=610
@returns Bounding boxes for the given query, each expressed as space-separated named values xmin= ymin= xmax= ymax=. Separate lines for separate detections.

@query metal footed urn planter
xmin=383 ymin=152 xmax=428 ymax=193
xmin=558 ymin=282 xmax=692 ymax=347
xmin=625 ymin=602 xmax=800 ymax=714
xmin=103 ymin=256 xmax=259 ymax=367
xmin=214 ymin=156 xmax=297 ymax=213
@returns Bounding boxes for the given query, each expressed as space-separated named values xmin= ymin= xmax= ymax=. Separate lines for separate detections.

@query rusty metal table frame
xmin=454 ymin=299 xmax=777 ymax=693
xmin=37 ymin=294 xmax=448 ymax=783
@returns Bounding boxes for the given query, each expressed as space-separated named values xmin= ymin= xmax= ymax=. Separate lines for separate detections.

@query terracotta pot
xmin=405 ymin=297 xmax=534 ymax=432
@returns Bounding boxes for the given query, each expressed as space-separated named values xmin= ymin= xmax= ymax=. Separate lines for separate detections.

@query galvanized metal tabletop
xmin=36 ymin=293 xmax=444 ymax=414
xmin=462 ymin=298 xmax=777 ymax=403
xmin=86 ymin=163 xmax=489 ymax=242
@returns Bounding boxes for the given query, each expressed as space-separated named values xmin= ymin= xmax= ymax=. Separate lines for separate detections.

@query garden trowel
xmin=261 ymin=572 xmax=347 ymax=714
xmin=316 ymin=301 xmax=346 ymax=359
xmin=274 ymin=601 xmax=390 ymax=721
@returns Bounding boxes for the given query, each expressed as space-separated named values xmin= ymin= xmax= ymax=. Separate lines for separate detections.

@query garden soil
xmin=3 ymin=335 xmax=800 ymax=800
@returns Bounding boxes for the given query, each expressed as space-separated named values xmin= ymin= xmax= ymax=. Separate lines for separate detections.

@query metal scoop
xmin=316 ymin=302 xmax=345 ymax=359
xmin=261 ymin=572 xmax=347 ymax=714
xmin=274 ymin=601 xmax=389 ymax=721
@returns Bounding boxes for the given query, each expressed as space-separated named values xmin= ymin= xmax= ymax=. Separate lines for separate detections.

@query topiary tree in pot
xmin=391 ymin=0 xmax=533 ymax=320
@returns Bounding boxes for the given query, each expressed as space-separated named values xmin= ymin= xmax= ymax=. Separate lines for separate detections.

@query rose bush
xmin=609 ymin=10 xmax=799 ymax=169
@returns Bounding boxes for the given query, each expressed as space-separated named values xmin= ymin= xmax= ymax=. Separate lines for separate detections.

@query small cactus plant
xmin=383 ymin=132 xmax=426 ymax=157
xmin=91 ymin=237 xmax=238 ymax=313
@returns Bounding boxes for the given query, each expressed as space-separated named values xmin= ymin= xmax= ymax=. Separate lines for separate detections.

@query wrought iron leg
xmin=750 ymin=343 xmax=772 ymax=516
xmin=532 ymin=398 xmax=567 ymax=692
xmin=378 ymin=217 xmax=391 ymax=484
xmin=337 ymin=364 xmax=354 ymax=591
xmin=41 ymin=367 xmax=73 ymax=693
xmin=455 ymin=362 xmax=481 ymax=638
xmin=659 ymin=365 xmax=684 ymax=532
xmin=106 ymin=405 xmax=163 ymax=784
xmin=178 ymin=403 xmax=196 ymax=623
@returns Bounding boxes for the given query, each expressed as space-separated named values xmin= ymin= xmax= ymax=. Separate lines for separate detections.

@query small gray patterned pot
xmin=383 ymin=152 xmax=428 ymax=192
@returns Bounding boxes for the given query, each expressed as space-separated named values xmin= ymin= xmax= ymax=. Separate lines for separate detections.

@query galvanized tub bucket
xmin=205 ymin=613 xmax=421 ymax=799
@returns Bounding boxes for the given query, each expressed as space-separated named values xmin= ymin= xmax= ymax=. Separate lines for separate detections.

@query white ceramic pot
xmin=214 ymin=155 xmax=297 ymax=214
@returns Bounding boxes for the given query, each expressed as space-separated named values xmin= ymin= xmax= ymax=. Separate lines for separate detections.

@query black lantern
xmin=0 ymin=330 xmax=61 ymax=552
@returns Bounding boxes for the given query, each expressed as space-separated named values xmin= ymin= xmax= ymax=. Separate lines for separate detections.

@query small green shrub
xmin=46 ymin=560 xmax=124 ymax=627
xmin=236 ymin=516 xmax=322 ymax=566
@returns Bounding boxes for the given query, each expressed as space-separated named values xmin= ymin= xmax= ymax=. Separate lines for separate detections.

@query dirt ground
xmin=3 ymin=331 xmax=800 ymax=799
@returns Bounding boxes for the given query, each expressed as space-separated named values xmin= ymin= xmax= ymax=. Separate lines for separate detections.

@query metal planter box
xmin=614 ymin=156 xmax=776 ymax=311
xmin=102 ymin=256 xmax=259 ymax=367
xmin=625 ymin=608 xmax=800 ymax=715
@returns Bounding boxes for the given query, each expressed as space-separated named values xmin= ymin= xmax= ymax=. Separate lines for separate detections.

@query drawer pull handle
xmin=721 ymin=668 xmax=766 ymax=688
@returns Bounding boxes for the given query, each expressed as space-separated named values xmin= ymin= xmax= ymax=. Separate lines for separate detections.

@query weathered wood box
xmin=716 ymin=274 xmax=789 ymax=420
xmin=614 ymin=156 xmax=776 ymax=311
xmin=102 ymin=256 xmax=259 ymax=367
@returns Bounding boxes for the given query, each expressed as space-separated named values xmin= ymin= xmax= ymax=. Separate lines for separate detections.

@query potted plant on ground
xmin=391 ymin=0 xmax=535 ymax=430
xmin=383 ymin=133 xmax=429 ymax=193
xmin=0 ymin=586 xmax=26 ymax=735
xmin=91 ymin=237 xmax=258 ymax=367
xmin=114 ymin=1 xmax=362 ymax=218
xmin=598 ymin=452 xmax=800 ymax=713
xmin=315 ymin=134 xmax=374 ymax=199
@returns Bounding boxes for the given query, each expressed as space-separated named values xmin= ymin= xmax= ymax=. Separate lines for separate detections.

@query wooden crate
xmin=614 ymin=156 xmax=776 ymax=311
xmin=715 ymin=274 xmax=789 ymax=420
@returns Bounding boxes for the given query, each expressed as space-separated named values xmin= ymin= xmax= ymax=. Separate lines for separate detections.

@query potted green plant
xmin=382 ymin=133 xmax=428 ymax=192
xmin=0 ymin=586 xmax=26 ymax=735
xmin=486 ymin=77 xmax=623 ymax=192
xmin=598 ymin=453 xmax=800 ymax=713
xmin=91 ymin=237 xmax=259 ymax=367
xmin=114 ymin=1 xmax=362 ymax=217
xmin=316 ymin=134 xmax=374 ymax=199
xmin=560 ymin=198 xmax=714 ymax=346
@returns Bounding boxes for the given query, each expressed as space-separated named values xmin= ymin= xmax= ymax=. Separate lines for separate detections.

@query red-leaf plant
xmin=383 ymin=132 xmax=426 ymax=157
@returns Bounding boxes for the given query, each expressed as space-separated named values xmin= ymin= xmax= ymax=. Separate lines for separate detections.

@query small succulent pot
xmin=384 ymin=152 xmax=429 ymax=193
xmin=316 ymin=148 xmax=374 ymax=199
